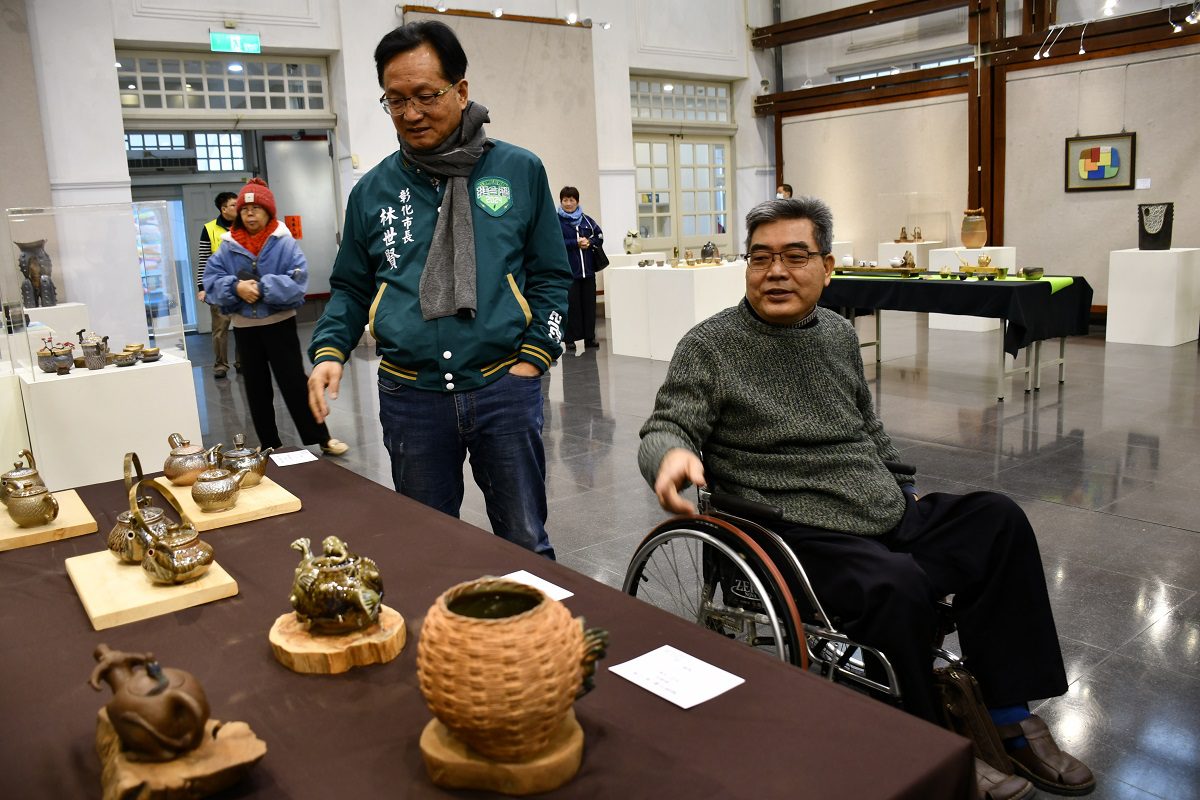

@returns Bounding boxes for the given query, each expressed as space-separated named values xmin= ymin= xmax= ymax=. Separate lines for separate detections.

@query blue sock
xmin=989 ymin=704 xmax=1030 ymax=750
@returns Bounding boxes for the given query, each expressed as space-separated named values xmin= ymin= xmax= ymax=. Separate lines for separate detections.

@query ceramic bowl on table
xmin=114 ymin=353 xmax=139 ymax=367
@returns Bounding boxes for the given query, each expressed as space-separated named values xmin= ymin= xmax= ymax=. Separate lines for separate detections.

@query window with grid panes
xmin=634 ymin=135 xmax=731 ymax=256
xmin=116 ymin=52 xmax=328 ymax=114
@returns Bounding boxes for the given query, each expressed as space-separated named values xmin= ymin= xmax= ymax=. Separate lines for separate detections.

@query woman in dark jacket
xmin=557 ymin=186 xmax=603 ymax=350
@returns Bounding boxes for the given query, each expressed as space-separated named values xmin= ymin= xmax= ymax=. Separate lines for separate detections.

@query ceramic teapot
xmin=219 ymin=434 xmax=273 ymax=488
xmin=88 ymin=644 xmax=210 ymax=762
xmin=701 ymin=241 xmax=718 ymax=261
xmin=190 ymin=447 xmax=250 ymax=513
xmin=36 ymin=339 xmax=56 ymax=373
xmin=77 ymin=328 xmax=110 ymax=370
xmin=1 ymin=450 xmax=43 ymax=508
xmin=5 ymin=484 xmax=59 ymax=528
xmin=289 ymin=536 xmax=384 ymax=634
xmin=141 ymin=518 xmax=214 ymax=585
xmin=163 ymin=433 xmax=212 ymax=486
xmin=106 ymin=455 xmax=170 ymax=564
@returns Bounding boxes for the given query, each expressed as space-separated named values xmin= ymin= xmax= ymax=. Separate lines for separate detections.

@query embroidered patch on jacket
xmin=474 ymin=177 xmax=513 ymax=217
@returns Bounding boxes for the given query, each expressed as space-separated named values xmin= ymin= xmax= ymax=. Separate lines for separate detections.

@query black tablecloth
xmin=821 ymin=276 xmax=1093 ymax=357
xmin=0 ymin=458 xmax=972 ymax=798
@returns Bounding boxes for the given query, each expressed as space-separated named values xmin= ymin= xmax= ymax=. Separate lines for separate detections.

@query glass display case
xmin=875 ymin=192 xmax=950 ymax=248
xmin=0 ymin=212 xmax=32 ymax=457
xmin=6 ymin=202 xmax=188 ymax=382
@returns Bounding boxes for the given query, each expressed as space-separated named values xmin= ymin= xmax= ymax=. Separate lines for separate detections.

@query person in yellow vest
xmin=196 ymin=191 xmax=241 ymax=378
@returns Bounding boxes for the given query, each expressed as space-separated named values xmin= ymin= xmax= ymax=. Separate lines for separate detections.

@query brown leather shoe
xmin=998 ymin=714 xmax=1096 ymax=795
xmin=975 ymin=758 xmax=1033 ymax=800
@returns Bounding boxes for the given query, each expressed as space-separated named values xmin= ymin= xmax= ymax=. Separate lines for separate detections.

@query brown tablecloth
xmin=0 ymin=458 xmax=972 ymax=798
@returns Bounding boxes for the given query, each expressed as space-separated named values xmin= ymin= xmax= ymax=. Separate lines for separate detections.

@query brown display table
xmin=0 ymin=457 xmax=972 ymax=798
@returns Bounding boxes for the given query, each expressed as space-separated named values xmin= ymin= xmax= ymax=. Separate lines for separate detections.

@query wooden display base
xmin=96 ymin=708 xmax=266 ymax=800
xmin=269 ymin=605 xmax=406 ymax=674
xmin=419 ymin=709 xmax=583 ymax=796
xmin=0 ymin=489 xmax=97 ymax=551
xmin=65 ymin=550 xmax=238 ymax=630
xmin=152 ymin=476 xmax=301 ymax=532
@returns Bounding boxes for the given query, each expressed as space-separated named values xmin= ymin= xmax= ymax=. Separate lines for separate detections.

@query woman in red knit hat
xmin=201 ymin=177 xmax=349 ymax=456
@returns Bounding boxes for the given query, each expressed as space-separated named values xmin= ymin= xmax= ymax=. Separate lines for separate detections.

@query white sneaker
xmin=321 ymin=438 xmax=349 ymax=456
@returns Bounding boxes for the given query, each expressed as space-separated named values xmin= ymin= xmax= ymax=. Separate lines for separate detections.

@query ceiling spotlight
xmin=435 ymin=2 xmax=446 ymax=10
xmin=600 ymin=21 xmax=611 ymax=30
xmin=1188 ymin=9 xmax=1199 ymax=25
xmin=663 ymin=83 xmax=674 ymax=92
xmin=492 ymin=7 xmax=503 ymax=17
xmin=228 ymin=63 xmax=244 ymax=72
xmin=114 ymin=61 xmax=123 ymax=69
xmin=1078 ymin=22 xmax=1087 ymax=55
xmin=566 ymin=12 xmax=577 ymax=24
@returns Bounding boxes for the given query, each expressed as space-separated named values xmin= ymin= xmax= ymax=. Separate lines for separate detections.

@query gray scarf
xmin=399 ymin=101 xmax=493 ymax=320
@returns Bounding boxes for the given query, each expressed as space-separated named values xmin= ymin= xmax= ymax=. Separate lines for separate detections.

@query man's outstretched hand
xmin=654 ymin=448 xmax=706 ymax=515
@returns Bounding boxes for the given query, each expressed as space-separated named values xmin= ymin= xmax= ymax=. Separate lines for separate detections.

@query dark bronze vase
xmin=1137 ymin=203 xmax=1173 ymax=250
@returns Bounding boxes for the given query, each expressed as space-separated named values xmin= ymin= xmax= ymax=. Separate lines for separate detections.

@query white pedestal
xmin=1106 ymin=248 xmax=1200 ymax=346
xmin=602 ymin=252 xmax=667 ymax=318
xmin=928 ymin=247 xmax=1016 ymax=331
xmin=877 ymin=240 xmax=943 ymax=270
xmin=24 ymin=302 xmax=90 ymax=340
xmin=607 ymin=262 xmax=745 ymax=361
xmin=19 ymin=351 xmax=202 ymax=490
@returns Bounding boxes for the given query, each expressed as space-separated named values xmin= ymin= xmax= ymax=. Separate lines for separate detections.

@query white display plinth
xmin=19 ymin=351 xmax=201 ymax=490
xmin=607 ymin=263 xmax=745 ymax=361
xmin=928 ymin=247 xmax=1017 ymax=332
xmin=1106 ymin=248 xmax=1200 ymax=346
xmin=602 ymin=253 xmax=667 ymax=319
xmin=832 ymin=240 xmax=855 ymax=264
xmin=877 ymin=241 xmax=943 ymax=270
xmin=24 ymin=302 xmax=90 ymax=342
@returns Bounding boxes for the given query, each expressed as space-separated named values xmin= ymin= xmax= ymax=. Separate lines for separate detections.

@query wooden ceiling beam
xmin=752 ymin=0 xmax=970 ymax=48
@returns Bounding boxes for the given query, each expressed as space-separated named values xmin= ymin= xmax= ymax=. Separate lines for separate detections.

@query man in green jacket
xmin=640 ymin=197 xmax=1094 ymax=799
xmin=307 ymin=20 xmax=570 ymax=558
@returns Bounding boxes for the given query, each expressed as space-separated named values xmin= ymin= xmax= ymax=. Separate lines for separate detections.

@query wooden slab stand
xmin=0 ymin=489 xmax=98 ymax=551
xmin=420 ymin=709 xmax=583 ymax=796
xmin=65 ymin=550 xmax=238 ymax=630
xmin=152 ymin=475 xmax=301 ymax=532
xmin=269 ymin=605 xmax=406 ymax=674
xmin=97 ymin=708 xmax=266 ymax=800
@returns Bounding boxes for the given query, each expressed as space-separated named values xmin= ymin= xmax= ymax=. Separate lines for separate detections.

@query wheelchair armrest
xmin=882 ymin=459 xmax=917 ymax=476
xmin=708 ymin=490 xmax=784 ymax=521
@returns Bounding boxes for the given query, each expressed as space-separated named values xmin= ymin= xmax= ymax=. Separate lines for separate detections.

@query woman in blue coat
xmin=557 ymin=186 xmax=603 ymax=351
xmin=203 ymin=178 xmax=348 ymax=455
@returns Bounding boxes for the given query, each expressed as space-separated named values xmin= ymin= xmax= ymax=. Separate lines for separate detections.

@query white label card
xmin=1135 ymin=178 xmax=1151 ymax=190
xmin=269 ymin=450 xmax=319 ymax=466
xmin=608 ymin=645 xmax=745 ymax=709
xmin=500 ymin=570 xmax=573 ymax=601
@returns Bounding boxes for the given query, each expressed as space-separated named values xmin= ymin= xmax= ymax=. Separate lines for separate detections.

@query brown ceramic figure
xmin=961 ymin=208 xmax=988 ymax=248
xmin=88 ymin=644 xmax=210 ymax=762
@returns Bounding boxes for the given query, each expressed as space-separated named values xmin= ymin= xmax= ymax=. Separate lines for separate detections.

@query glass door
xmin=634 ymin=134 xmax=732 ymax=258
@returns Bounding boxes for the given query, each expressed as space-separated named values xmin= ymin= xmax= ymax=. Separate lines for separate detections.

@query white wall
xmin=1004 ymin=45 xmax=1200 ymax=304
xmin=780 ymin=95 xmax=968 ymax=258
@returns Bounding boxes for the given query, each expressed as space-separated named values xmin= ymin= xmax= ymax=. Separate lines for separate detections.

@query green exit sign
xmin=210 ymin=31 xmax=261 ymax=53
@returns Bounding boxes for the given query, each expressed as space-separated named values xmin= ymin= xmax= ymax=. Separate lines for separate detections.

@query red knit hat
xmin=236 ymin=177 xmax=276 ymax=219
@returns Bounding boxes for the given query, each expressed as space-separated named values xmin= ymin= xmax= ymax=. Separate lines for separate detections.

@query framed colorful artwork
xmin=1065 ymin=132 xmax=1136 ymax=191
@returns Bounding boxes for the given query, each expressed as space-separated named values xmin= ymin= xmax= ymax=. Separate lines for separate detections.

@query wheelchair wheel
xmin=623 ymin=517 xmax=806 ymax=667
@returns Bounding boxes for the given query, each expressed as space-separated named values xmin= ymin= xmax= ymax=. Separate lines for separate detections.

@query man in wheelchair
xmin=637 ymin=196 xmax=1094 ymax=798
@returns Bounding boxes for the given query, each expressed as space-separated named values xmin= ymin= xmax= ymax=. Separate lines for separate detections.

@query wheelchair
xmin=622 ymin=465 xmax=959 ymax=708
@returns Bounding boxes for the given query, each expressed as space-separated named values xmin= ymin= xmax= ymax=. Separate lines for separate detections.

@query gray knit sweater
xmin=638 ymin=301 xmax=913 ymax=535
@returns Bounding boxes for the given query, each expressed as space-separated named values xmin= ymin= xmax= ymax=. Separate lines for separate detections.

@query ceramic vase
xmin=961 ymin=209 xmax=988 ymax=249
xmin=1137 ymin=203 xmax=1173 ymax=251
xmin=417 ymin=577 xmax=608 ymax=763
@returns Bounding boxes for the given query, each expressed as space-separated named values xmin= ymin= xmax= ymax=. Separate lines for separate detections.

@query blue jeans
xmin=377 ymin=372 xmax=555 ymax=558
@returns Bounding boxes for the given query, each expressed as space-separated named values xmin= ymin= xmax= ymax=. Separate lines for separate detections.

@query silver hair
xmin=743 ymin=197 xmax=834 ymax=255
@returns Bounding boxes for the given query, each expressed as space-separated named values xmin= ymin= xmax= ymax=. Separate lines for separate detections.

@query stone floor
xmin=187 ymin=310 xmax=1199 ymax=800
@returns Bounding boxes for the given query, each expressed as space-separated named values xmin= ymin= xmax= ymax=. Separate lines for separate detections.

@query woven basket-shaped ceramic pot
xmin=417 ymin=577 xmax=584 ymax=763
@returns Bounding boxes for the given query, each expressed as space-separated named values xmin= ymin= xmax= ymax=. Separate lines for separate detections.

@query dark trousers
xmin=773 ymin=491 xmax=1068 ymax=723
xmin=233 ymin=317 xmax=329 ymax=450
xmin=566 ymin=275 xmax=597 ymax=343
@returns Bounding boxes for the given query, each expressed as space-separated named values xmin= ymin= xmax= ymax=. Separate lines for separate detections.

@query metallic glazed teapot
xmin=190 ymin=447 xmax=250 ymax=514
xmin=1 ymin=450 xmax=44 ymax=508
xmin=5 ymin=484 xmax=59 ymax=528
xmin=163 ymin=433 xmax=214 ymax=486
xmin=219 ymin=434 xmax=273 ymax=488
xmin=142 ymin=519 xmax=214 ymax=585
xmin=106 ymin=454 xmax=169 ymax=564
